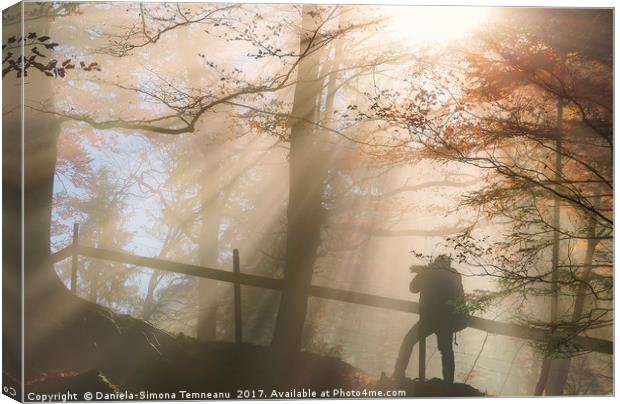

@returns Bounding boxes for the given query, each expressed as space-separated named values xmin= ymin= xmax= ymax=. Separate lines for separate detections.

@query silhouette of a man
xmin=392 ymin=255 xmax=465 ymax=383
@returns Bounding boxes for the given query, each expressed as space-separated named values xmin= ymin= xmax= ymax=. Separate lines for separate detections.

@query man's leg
xmin=392 ymin=322 xmax=421 ymax=380
xmin=436 ymin=330 xmax=455 ymax=383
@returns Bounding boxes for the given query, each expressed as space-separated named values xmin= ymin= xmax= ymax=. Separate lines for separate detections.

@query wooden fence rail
xmin=50 ymin=224 xmax=613 ymax=381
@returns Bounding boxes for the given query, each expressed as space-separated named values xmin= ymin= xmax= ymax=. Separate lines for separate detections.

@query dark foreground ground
xmin=14 ymin=339 xmax=485 ymax=400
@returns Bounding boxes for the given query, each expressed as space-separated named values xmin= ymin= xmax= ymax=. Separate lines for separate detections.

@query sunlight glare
xmin=389 ymin=6 xmax=489 ymax=43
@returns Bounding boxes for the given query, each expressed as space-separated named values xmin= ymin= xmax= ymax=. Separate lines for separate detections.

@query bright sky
xmin=389 ymin=6 xmax=490 ymax=43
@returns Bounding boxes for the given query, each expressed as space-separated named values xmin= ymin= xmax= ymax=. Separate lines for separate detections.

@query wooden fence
xmin=51 ymin=223 xmax=613 ymax=381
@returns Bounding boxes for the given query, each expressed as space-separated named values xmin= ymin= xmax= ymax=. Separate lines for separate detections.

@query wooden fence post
xmin=233 ymin=249 xmax=242 ymax=344
xmin=419 ymin=335 xmax=426 ymax=382
xmin=70 ymin=222 xmax=79 ymax=293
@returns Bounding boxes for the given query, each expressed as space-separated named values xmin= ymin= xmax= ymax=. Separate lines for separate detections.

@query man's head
xmin=432 ymin=254 xmax=451 ymax=268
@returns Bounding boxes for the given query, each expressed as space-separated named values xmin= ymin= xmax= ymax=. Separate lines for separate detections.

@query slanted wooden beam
xmin=310 ymin=284 xmax=420 ymax=313
xmin=466 ymin=316 xmax=612 ymax=355
xmin=75 ymin=245 xmax=283 ymax=290
xmin=50 ymin=244 xmax=75 ymax=264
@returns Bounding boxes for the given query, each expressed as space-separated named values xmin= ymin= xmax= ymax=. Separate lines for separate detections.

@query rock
xmin=375 ymin=372 xmax=485 ymax=397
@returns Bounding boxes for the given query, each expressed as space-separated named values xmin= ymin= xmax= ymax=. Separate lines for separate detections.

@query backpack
xmin=450 ymin=270 xmax=469 ymax=332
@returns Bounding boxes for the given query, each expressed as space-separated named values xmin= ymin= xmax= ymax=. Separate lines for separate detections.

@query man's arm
xmin=410 ymin=273 xmax=425 ymax=293
xmin=409 ymin=265 xmax=428 ymax=273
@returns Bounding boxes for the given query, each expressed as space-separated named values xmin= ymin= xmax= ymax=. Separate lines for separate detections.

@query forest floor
xmin=22 ymin=337 xmax=485 ymax=399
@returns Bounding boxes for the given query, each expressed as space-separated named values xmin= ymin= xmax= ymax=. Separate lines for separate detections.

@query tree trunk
xmin=141 ymin=272 xmax=162 ymax=321
xmin=88 ymin=229 xmax=104 ymax=303
xmin=196 ymin=147 xmax=224 ymax=341
xmin=534 ymin=100 xmax=563 ymax=396
xmin=196 ymin=201 xmax=221 ymax=341
xmin=546 ymin=210 xmax=599 ymax=395
xmin=271 ymin=4 xmax=329 ymax=353
xmin=20 ymin=10 xmax=75 ymax=372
